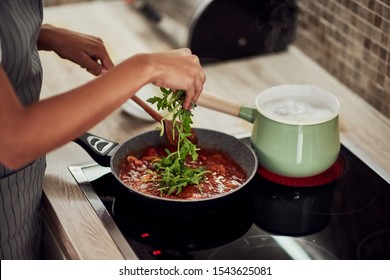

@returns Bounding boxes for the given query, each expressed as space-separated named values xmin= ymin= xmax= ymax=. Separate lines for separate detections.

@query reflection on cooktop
xmin=70 ymin=143 xmax=390 ymax=260
xmin=357 ymin=229 xmax=390 ymax=260
xmin=206 ymin=233 xmax=337 ymax=260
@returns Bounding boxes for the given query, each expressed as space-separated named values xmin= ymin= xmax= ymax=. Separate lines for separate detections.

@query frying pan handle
xmin=73 ymin=132 xmax=118 ymax=167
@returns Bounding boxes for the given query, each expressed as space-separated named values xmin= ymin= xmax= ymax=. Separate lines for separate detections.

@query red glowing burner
xmin=257 ymin=156 xmax=345 ymax=187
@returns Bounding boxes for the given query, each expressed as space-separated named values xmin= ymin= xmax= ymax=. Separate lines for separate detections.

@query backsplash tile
xmin=294 ymin=0 xmax=390 ymax=118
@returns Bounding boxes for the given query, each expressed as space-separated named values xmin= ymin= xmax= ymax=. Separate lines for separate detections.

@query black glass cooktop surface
xmin=69 ymin=140 xmax=390 ymax=260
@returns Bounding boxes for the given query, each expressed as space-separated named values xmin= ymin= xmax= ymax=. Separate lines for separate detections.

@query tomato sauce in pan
xmin=118 ymin=145 xmax=247 ymax=200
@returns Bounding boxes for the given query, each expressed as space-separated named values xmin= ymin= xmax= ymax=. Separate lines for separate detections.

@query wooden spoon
xmin=131 ymin=95 xmax=198 ymax=146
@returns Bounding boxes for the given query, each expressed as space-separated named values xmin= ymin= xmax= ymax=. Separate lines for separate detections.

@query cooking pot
xmin=74 ymin=128 xmax=258 ymax=215
xmin=132 ymin=0 xmax=296 ymax=63
xmin=198 ymin=84 xmax=341 ymax=178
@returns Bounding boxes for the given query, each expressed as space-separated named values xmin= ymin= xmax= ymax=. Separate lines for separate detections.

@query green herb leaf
xmin=146 ymin=88 xmax=206 ymax=195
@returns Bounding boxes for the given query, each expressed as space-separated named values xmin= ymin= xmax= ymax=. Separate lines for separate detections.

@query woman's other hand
xmin=38 ymin=24 xmax=114 ymax=76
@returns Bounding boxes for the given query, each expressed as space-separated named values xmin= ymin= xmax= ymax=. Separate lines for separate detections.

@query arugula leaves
xmin=147 ymin=88 xmax=207 ymax=196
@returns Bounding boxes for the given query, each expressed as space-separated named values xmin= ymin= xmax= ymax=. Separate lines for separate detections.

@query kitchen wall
xmin=43 ymin=0 xmax=390 ymax=119
xmin=294 ymin=0 xmax=390 ymax=119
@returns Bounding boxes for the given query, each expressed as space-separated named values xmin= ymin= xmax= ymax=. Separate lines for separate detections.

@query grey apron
xmin=0 ymin=0 xmax=46 ymax=259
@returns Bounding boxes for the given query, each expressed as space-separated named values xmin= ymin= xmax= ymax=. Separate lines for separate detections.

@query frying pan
xmin=74 ymin=128 xmax=258 ymax=215
xmin=112 ymin=188 xmax=255 ymax=251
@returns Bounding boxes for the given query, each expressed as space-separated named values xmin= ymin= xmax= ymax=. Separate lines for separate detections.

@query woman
xmin=0 ymin=0 xmax=205 ymax=259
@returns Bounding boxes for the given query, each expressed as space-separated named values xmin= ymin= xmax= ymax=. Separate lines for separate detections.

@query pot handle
xmin=198 ymin=90 xmax=242 ymax=116
xmin=73 ymin=132 xmax=118 ymax=167
xmin=198 ymin=90 xmax=257 ymax=123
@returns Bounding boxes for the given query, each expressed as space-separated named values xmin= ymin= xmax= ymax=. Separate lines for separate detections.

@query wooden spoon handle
xmin=197 ymin=90 xmax=242 ymax=117
xmin=132 ymin=95 xmax=162 ymax=122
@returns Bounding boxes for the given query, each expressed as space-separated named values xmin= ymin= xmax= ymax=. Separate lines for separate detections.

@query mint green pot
xmin=251 ymin=114 xmax=340 ymax=177
xmin=239 ymin=85 xmax=341 ymax=178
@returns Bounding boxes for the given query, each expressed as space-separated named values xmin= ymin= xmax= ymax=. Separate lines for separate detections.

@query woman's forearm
xmin=37 ymin=24 xmax=54 ymax=51
xmin=1 ymin=45 xmax=204 ymax=170
xmin=0 ymin=57 xmax=149 ymax=169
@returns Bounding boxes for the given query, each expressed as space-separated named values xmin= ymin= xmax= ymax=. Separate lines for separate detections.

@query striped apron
xmin=0 ymin=0 xmax=46 ymax=259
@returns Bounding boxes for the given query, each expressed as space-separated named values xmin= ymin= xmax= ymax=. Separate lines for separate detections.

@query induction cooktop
xmin=68 ymin=137 xmax=390 ymax=260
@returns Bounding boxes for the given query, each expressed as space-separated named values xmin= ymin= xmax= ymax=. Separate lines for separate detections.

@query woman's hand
xmin=38 ymin=24 xmax=114 ymax=75
xmin=134 ymin=48 xmax=206 ymax=109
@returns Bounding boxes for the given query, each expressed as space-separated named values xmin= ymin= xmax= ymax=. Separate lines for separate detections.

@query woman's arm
xmin=0 ymin=47 xmax=205 ymax=170
xmin=36 ymin=24 xmax=204 ymax=107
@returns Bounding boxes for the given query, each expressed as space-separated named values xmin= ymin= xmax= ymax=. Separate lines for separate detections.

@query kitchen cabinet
xmin=40 ymin=1 xmax=390 ymax=259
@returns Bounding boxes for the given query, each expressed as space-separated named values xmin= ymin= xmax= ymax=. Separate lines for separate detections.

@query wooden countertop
xmin=40 ymin=1 xmax=390 ymax=259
